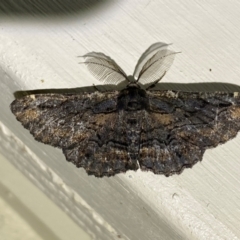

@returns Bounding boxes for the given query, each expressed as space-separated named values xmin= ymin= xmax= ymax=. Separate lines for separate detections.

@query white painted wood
xmin=0 ymin=153 xmax=91 ymax=240
xmin=1 ymin=0 xmax=240 ymax=239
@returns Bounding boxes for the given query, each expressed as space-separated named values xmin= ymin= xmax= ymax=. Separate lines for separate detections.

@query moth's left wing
xmin=139 ymin=91 xmax=240 ymax=176
xmin=11 ymin=92 xmax=119 ymax=148
xmin=11 ymin=92 xmax=134 ymax=177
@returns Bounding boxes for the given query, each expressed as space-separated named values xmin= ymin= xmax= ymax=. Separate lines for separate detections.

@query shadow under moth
xmin=11 ymin=42 xmax=240 ymax=177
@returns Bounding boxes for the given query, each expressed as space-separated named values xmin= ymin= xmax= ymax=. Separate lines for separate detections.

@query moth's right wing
xmin=139 ymin=90 xmax=240 ymax=176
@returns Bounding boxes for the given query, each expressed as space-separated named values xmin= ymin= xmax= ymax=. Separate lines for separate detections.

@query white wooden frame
xmin=1 ymin=1 xmax=240 ymax=239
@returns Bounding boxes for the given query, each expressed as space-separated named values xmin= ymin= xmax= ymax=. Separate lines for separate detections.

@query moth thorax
xmin=127 ymin=100 xmax=141 ymax=110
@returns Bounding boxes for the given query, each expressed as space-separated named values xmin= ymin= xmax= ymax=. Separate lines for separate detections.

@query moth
xmin=11 ymin=42 xmax=240 ymax=177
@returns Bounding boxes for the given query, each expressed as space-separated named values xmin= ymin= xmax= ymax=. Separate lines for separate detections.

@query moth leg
xmin=92 ymin=84 xmax=102 ymax=92
xmin=145 ymin=71 xmax=166 ymax=90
